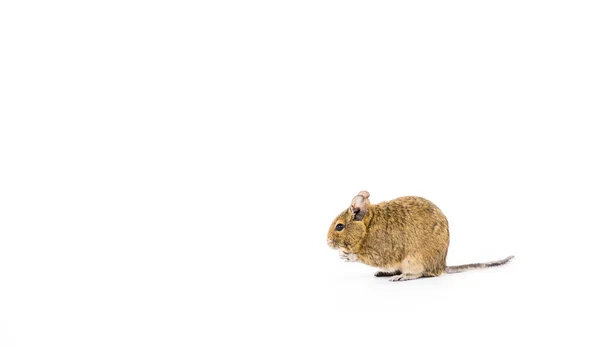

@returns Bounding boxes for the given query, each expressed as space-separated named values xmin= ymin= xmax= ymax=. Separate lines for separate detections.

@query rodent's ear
xmin=350 ymin=191 xmax=370 ymax=221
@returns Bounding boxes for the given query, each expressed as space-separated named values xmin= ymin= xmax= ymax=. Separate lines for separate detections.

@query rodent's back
xmin=360 ymin=196 xmax=449 ymax=273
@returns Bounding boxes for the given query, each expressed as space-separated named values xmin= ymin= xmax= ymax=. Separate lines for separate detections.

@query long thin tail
xmin=445 ymin=255 xmax=514 ymax=274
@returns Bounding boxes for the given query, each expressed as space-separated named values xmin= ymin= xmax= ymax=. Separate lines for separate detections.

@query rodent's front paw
xmin=339 ymin=249 xmax=358 ymax=262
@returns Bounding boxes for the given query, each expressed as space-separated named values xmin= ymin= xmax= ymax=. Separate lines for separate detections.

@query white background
xmin=1 ymin=1 xmax=599 ymax=346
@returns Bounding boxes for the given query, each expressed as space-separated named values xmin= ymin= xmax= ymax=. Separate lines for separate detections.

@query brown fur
xmin=327 ymin=191 xmax=513 ymax=281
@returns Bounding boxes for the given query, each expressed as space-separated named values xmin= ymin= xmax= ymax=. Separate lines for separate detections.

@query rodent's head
xmin=327 ymin=191 xmax=370 ymax=252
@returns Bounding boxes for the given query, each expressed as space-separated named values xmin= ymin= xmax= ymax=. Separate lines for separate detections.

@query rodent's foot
xmin=389 ymin=273 xmax=423 ymax=282
xmin=339 ymin=249 xmax=358 ymax=262
xmin=374 ymin=270 xmax=402 ymax=277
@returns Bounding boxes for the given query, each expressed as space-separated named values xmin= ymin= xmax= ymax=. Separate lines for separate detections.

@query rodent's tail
xmin=444 ymin=255 xmax=514 ymax=274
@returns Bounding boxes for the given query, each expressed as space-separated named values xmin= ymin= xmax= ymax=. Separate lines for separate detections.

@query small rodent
xmin=327 ymin=190 xmax=513 ymax=281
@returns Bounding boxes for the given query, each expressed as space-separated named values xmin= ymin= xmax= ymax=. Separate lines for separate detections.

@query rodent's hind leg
xmin=389 ymin=273 xmax=423 ymax=282
xmin=390 ymin=255 xmax=426 ymax=281
xmin=374 ymin=270 xmax=402 ymax=277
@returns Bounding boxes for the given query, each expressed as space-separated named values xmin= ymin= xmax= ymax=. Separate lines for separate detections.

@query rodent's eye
xmin=335 ymin=223 xmax=344 ymax=231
